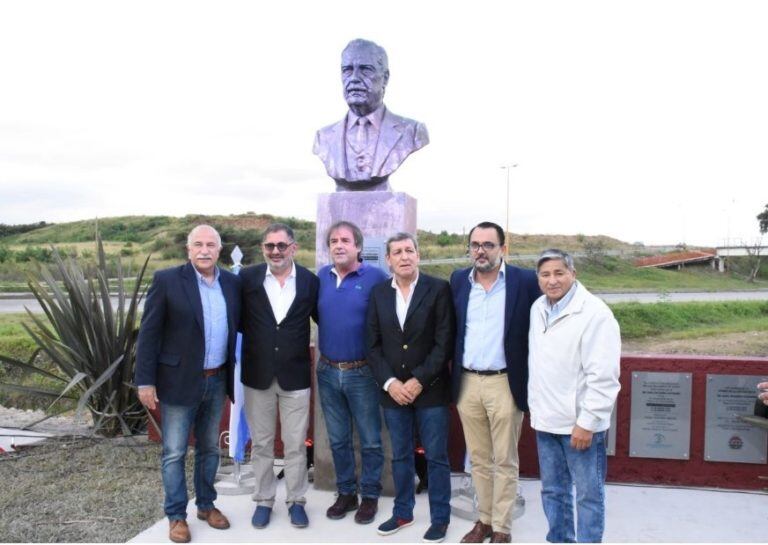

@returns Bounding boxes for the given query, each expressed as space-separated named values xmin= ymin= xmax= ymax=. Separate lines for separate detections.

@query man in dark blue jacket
xmin=136 ymin=225 xmax=241 ymax=543
xmin=449 ymin=222 xmax=540 ymax=544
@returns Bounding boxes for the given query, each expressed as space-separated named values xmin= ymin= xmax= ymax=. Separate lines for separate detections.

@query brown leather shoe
xmin=490 ymin=531 xmax=511 ymax=543
xmin=354 ymin=497 xmax=378 ymax=524
xmin=197 ymin=507 xmax=230 ymax=530
xmin=326 ymin=493 xmax=359 ymax=519
xmin=460 ymin=520 xmax=493 ymax=543
xmin=169 ymin=519 xmax=191 ymax=543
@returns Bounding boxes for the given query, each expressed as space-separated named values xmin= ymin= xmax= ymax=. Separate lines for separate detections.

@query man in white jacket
xmin=528 ymin=249 xmax=621 ymax=543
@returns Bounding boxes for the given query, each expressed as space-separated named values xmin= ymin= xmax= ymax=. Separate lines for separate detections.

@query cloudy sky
xmin=1 ymin=0 xmax=766 ymax=247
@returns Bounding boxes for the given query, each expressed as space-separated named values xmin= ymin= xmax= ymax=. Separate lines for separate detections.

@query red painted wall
xmin=514 ymin=355 xmax=768 ymax=491
xmin=150 ymin=353 xmax=768 ymax=491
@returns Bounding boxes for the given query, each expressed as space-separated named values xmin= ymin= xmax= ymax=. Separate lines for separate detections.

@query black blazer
xmin=367 ymin=273 xmax=455 ymax=408
xmin=239 ymin=262 xmax=319 ymax=391
xmin=134 ymin=262 xmax=242 ymax=406
xmin=449 ymin=264 xmax=541 ymax=411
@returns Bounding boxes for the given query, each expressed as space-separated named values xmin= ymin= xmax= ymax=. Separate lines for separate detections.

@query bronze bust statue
xmin=313 ymin=39 xmax=429 ymax=191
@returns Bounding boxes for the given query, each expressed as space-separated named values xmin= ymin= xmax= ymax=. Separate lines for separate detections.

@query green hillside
xmin=0 ymin=214 xmax=765 ymax=291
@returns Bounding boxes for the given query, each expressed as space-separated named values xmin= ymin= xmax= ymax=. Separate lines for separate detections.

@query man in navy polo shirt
xmin=317 ymin=220 xmax=389 ymax=525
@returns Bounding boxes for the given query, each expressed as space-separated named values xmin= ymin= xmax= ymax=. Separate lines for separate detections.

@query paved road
xmin=597 ymin=290 xmax=768 ymax=303
xmin=0 ymin=296 xmax=141 ymax=314
xmin=2 ymin=290 xmax=768 ymax=313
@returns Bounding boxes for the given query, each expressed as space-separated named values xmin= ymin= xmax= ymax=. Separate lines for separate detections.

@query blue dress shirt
xmin=463 ymin=266 xmax=507 ymax=371
xmin=194 ymin=266 xmax=229 ymax=370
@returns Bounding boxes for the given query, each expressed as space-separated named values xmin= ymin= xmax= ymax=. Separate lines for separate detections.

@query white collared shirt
xmin=263 ymin=262 xmax=297 ymax=323
xmin=392 ymin=272 xmax=419 ymax=330
xmin=383 ymin=272 xmax=419 ymax=392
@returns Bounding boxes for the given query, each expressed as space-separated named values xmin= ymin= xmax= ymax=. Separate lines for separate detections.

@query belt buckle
xmin=338 ymin=361 xmax=353 ymax=370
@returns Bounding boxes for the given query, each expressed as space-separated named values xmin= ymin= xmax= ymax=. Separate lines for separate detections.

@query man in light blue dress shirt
xmin=136 ymin=225 xmax=241 ymax=543
xmin=449 ymin=222 xmax=540 ymax=543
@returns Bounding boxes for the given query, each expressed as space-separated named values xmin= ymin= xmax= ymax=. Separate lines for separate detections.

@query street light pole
xmin=501 ymin=163 xmax=518 ymax=256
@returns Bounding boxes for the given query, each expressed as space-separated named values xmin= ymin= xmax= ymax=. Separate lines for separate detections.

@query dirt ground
xmin=623 ymin=330 xmax=768 ymax=357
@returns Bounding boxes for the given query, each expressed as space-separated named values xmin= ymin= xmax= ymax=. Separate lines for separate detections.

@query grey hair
xmin=186 ymin=224 xmax=222 ymax=249
xmin=343 ymin=38 xmax=389 ymax=73
xmin=386 ymin=232 xmax=418 ymax=255
xmin=536 ymin=248 xmax=575 ymax=271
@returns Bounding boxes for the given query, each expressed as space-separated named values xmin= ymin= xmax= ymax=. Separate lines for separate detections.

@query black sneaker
xmin=326 ymin=493 xmax=359 ymax=520
xmin=423 ymin=523 xmax=448 ymax=542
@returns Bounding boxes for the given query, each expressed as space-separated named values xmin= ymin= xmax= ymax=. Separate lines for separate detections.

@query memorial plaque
xmin=606 ymin=404 xmax=617 ymax=456
xmin=361 ymin=236 xmax=388 ymax=273
xmin=704 ymin=374 xmax=768 ymax=464
xmin=629 ymin=372 xmax=692 ymax=460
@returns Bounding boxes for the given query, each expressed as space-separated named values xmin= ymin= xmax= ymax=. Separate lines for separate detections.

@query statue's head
xmin=341 ymin=39 xmax=389 ymax=117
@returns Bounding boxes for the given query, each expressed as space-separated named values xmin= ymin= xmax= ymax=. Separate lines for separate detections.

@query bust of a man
xmin=313 ymin=39 xmax=429 ymax=191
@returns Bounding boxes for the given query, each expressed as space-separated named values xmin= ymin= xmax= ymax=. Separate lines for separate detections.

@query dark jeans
xmin=317 ymin=361 xmax=383 ymax=498
xmin=160 ymin=372 xmax=226 ymax=520
xmin=536 ymin=430 xmax=607 ymax=543
xmin=383 ymin=404 xmax=451 ymax=525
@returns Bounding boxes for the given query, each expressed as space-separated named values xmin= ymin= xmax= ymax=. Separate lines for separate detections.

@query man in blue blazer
xmin=135 ymin=225 xmax=242 ymax=543
xmin=449 ymin=222 xmax=540 ymax=544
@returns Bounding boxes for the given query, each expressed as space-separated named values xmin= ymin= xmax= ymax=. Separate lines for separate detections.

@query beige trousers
xmin=457 ymin=372 xmax=524 ymax=534
xmin=243 ymin=380 xmax=310 ymax=508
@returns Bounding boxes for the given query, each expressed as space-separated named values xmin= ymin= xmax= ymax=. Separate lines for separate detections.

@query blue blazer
xmin=135 ymin=262 xmax=242 ymax=406
xmin=449 ymin=263 xmax=540 ymax=411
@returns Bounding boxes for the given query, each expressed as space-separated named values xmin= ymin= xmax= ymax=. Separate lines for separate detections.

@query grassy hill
xmin=0 ymin=214 xmax=765 ymax=291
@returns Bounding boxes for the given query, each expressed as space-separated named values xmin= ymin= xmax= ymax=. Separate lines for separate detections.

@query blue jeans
xmin=536 ymin=430 xmax=607 ymax=543
xmin=317 ymin=361 xmax=383 ymax=498
xmin=160 ymin=371 xmax=226 ymax=521
xmin=383 ymin=405 xmax=451 ymax=525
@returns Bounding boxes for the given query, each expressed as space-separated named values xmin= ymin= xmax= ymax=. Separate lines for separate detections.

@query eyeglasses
xmin=469 ymin=242 xmax=499 ymax=252
xmin=263 ymin=241 xmax=294 ymax=252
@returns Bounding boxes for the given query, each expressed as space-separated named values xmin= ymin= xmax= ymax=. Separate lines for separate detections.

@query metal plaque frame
xmin=629 ymin=371 xmax=692 ymax=460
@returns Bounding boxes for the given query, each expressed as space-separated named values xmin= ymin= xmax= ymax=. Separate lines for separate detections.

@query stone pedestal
xmin=316 ymin=191 xmax=417 ymax=271
xmin=313 ymin=190 xmax=417 ymax=496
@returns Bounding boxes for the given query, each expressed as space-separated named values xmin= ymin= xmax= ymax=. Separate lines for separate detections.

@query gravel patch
xmin=0 ymin=406 xmax=93 ymax=436
xmin=0 ymin=407 xmax=196 ymax=543
xmin=0 ymin=435 xmax=182 ymax=542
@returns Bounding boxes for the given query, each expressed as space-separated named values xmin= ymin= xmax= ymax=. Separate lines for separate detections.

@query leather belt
xmin=463 ymin=367 xmax=507 ymax=375
xmin=319 ymin=354 xmax=367 ymax=370
xmin=203 ymin=366 xmax=225 ymax=378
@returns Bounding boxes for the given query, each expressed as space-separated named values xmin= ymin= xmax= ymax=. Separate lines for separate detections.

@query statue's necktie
xmin=355 ymin=117 xmax=369 ymax=151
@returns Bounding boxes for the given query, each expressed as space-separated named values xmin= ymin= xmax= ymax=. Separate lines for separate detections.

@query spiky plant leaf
xmin=0 ymin=227 xmax=151 ymax=436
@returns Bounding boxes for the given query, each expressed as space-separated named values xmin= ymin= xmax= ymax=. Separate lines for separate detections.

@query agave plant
xmin=0 ymin=232 xmax=150 ymax=437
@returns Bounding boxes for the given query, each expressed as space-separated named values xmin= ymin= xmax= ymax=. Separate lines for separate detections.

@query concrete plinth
xmin=313 ymin=190 xmax=417 ymax=497
xmin=316 ymin=191 xmax=417 ymax=272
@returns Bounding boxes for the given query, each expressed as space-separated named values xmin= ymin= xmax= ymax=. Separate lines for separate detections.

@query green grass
xmin=0 ymin=313 xmax=37 ymax=360
xmin=610 ymin=300 xmax=768 ymax=338
xmin=576 ymin=256 xmax=768 ymax=292
xmin=0 ymin=313 xmax=73 ymax=410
